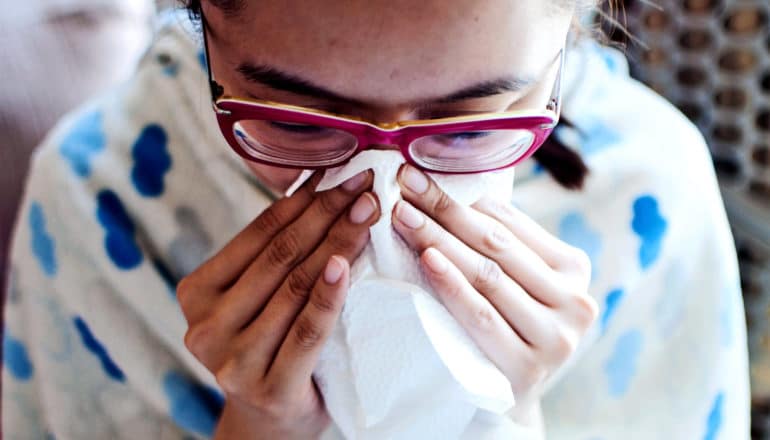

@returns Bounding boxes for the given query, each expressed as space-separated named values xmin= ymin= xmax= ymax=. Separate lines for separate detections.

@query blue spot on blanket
xmin=604 ymin=329 xmax=643 ymax=397
xmin=163 ymin=371 xmax=224 ymax=436
xmin=600 ymin=288 xmax=624 ymax=334
xmin=73 ymin=317 xmax=125 ymax=382
xmin=3 ymin=331 xmax=34 ymax=381
xmin=29 ymin=203 xmax=57 ymax=277
xmin=131 ymin=124 xmax=172 ymax=197
xmin=631 ymin=195 xmax=668 ymax=270
xmin=577 ymin=120 xmax=622 ymax=156
xmin=60 ymin=110 xmax=106 ymax=177
xmin=197 ymin=49 xmax=208 ymax=71
xmin=559 ymin=212 xmax=601 ymax=280
xmin=96 ymin=190 xmax=143 ymax=270
xmin=704 ymin=392 xmax=724 ymax=440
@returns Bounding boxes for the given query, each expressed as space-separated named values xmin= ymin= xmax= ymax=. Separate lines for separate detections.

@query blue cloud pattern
xmin=600 ymin=288 xmax=625 ymax=334
xmin=197 ymin=49 xmax=208 ymax=71
xmin=73 ymin=317 xmax=125 ymax=382
xmin=3 ymin=330 xmax=34 ymax=381
xmin=631 ymin=195 xmax=668 ymax=270
xmin=96 ymin=189 xmax=143 ymax=270
xmin=577 ymin=120 xmax=622 ymax=156
xmin=604 ymin=329 xmax=644 ymax=397
xmin=163 ymin=371 xmax=224 ymax=437
xmin=703 ymin=392 xmax=724 ymax=440
xmin=59 ymin=110 xmax=106 ymax=178
xmin=720 ymin=279 xmax=740 ymax=348
xmin=131 ymin=124 xmax=172 ymax=197
xmin=558 ymin=212 xmax=602 ymax=280
xmin=29 ymin=203 xmax=57 ymax=277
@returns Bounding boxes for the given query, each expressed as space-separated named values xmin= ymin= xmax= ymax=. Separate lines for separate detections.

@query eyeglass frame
xmin=200 ymin=12 xmax=565 ymax=174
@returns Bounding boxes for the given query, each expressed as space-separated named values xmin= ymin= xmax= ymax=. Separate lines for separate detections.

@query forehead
xmin=208 ymin=0 xmax=572 ymax=104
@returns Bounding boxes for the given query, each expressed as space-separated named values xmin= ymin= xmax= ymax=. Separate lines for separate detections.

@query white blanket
xmin=3 ymin=11 xmax=750 ymax=440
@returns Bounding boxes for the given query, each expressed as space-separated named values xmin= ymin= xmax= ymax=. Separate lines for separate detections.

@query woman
xmin=2 ymin=0 xmax=750 ymax=438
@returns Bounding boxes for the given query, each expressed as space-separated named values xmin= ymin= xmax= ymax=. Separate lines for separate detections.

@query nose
xmin=368 ymin=143 xmax=400 ymax=151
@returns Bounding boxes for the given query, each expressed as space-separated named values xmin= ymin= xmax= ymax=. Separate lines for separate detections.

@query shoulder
xmin=561 ymin=40 xmax=719 ymax=211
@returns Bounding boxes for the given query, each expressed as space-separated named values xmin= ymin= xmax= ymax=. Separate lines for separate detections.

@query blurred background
xmin=598 ymin=0 xmax=770 ymax=437
xmin=0 ymin=0 xmax=768 ymax=437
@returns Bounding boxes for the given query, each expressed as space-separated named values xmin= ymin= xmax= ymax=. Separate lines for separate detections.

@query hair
xmin=182 ymin=0 xmax=623 ymax=190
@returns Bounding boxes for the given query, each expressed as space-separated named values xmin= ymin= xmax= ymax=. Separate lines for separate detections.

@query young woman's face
xmin=203 ymin=0 xmax=574 ymax=192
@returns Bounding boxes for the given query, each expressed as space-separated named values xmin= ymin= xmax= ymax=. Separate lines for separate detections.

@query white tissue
xmin=302 ymin=150 xmax=517 ymax=439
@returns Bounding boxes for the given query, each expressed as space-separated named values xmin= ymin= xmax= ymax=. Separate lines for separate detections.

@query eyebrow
xmin=236 ymin=62 xmax=537 ymax=107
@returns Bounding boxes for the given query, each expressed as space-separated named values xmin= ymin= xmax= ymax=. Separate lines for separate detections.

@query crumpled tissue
xmin=287 ymin=150 xmax=518 ymax=439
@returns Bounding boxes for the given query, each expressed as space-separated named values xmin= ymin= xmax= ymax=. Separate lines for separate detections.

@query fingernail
xmin=424 ymin=248 xmax=448 ymax=274
xmin=324 ymin=256 xmax=344 ymax=284
xmin=349 ymin=193 xmax=377 ymax=224
xmin=400 ymin=165 xmax=429 ymax=194
xmin=342 ymin=171 xmax=368 ymax=192
xmin=395 ymin=200 xmax=424 ymax=229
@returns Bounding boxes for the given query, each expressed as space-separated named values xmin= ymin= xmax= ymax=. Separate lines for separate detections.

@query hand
xmin=177 ymin=170 xmax=380 ymax=439
xmin=392 ymin=164 xmax=598 ymax=421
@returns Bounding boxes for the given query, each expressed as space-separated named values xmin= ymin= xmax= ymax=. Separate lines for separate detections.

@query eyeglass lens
xmin=232 ymin=119 xmax=536 ymax=172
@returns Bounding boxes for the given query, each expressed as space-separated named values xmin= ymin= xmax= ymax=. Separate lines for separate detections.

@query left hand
xmin=392 ymin=164 xmax=599 ymax=417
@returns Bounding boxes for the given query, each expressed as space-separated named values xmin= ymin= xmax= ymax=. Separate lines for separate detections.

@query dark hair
xmin=183 ymin=0 xmax=591 ymax=190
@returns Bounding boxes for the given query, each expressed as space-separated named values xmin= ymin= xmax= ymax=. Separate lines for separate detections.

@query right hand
xmin=177 ymin=170 xmax=379 ymax=439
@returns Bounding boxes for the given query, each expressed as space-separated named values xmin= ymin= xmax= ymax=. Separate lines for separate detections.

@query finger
xmin=473 ymin=197 xmax=589 ymax=277
xmin=393 ymin=198 xmax=564 ymax=307
xmin=396 ymin=164 xmax=564 ymax=293
xmin=419 ymin=248 xmax=540 ymax=388
xmin=268 ymin=256 xmax=349 ymax=397
xmin=183 ymin=173 xmax=371 ymax=369
xmin=188 ymin=171 xmax=325 ymax=291
xmin=214 ymin=172 xmax=372 ymax=334
xmin=227 ymin=192 xmax=378 ymax=374
xmin=393 ymin=202 xmax=555 ymax=346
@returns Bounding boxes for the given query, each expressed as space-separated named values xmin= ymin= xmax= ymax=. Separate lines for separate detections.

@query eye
xmin=268 ymin=121 xmax=328 ymax=134
xmin=442 ymin=131 xmax=492 ymax=141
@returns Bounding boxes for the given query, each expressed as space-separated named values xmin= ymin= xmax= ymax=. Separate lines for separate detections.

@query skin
xmin=177 ymin=1 xmax=598 ymax=438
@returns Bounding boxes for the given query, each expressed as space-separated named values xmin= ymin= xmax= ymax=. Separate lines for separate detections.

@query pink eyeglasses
xmin=202 ymin=17 xmax=564 ymax=174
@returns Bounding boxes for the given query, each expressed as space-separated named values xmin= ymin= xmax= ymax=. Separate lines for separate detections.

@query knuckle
xmin=310 ymin=288 xmax=340 ymax=315
xmin=215 ymin=362 xmax=239 ymax=396
xmin=482 ymin=224 xmax=514 ymax=253
xmin=215 ymin=360 xmax=252 ymax=401
xmin=253 ymin=207 xmax=284 ymax=235
xmin=258 ymin=393 xmax=290 ymax=419
xmin=326 ymin=225 xmax=360 ymax=252
xmin=267 ymin=230 xmax=305 ymax=269
xmin=512 ymin=351 xmax=546 ymax=389
xmin=175 ymin=276 xmax=197 ymax=311
xmin=570 ymin=294 xmax=600 ymax=328
xmin=548 ymin=328 xmax=578 ymax=362
xmin=431 ymin=190 xmax=453 ymax=216
xmin=437 ymin=281 xmax=463 ymax=302
xmin=184 ymin=319 xmax=217 ymax=357
xmin=522 ymin=365 xmax=547 ymax=390
xmin=560 ymin=246 xmax=592 ymax=276
xmin=316 ymin=190 xmax=347 ymax=217
xmin=468 ymin=305 xmax=497 ymax=334
xmin=285 ymin=266 xmax=316 ymax=305
xmin=473 ymin=257 xmax=504 ymax=292
xmin=293 ymin=316 xmax=324 ymax=351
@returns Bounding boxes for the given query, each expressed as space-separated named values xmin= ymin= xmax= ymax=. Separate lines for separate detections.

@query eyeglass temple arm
xmin=547 ymin=49 xmax=565 ymax=119
xmin=200 ymin=11 xmax=225 ymax=102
